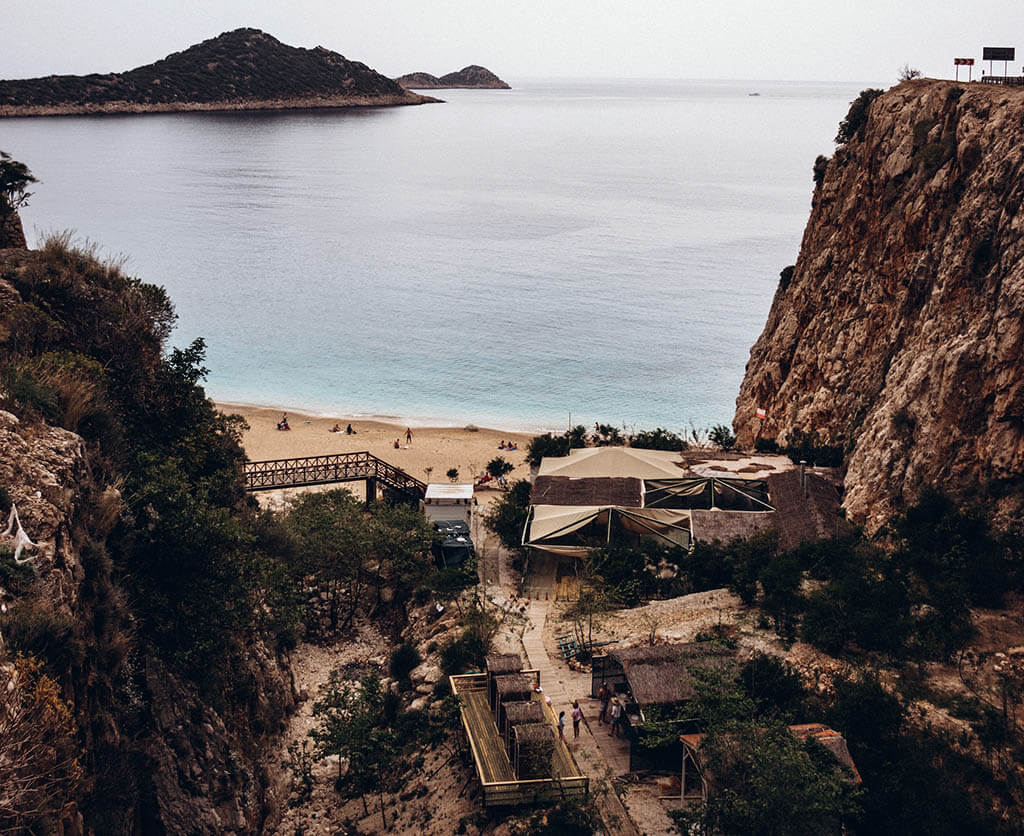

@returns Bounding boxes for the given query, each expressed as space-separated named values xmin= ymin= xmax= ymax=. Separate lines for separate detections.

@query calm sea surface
xmin=5 ymin=79 xmax=867 ymax=432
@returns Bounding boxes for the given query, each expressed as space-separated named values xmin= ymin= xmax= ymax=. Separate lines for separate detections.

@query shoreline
xmin=215 ymin=398 xmax=569 ymax=435
xmin=0 ymin=92 xmax=440 ymax=118
xmin=218 ymin=401 xmax=536 ymax=502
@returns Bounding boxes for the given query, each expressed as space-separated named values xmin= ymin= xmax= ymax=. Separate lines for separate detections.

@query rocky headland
xmin=394 ymin=65 xmax=510 ymax=89
xmin=734 ymin=79 xmax=1024 ymax=532
xmin=0 ymin=28 xmax=437 ymax=117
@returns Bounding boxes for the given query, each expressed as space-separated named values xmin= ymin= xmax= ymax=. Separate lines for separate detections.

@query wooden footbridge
xmin=242 ymin=452 xmax=426 ymax=501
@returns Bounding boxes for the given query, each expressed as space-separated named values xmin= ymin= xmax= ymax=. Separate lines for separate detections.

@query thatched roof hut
xmin=595 ymin=643 xmax=735 ymax=710
xmin=512 ymin=722 xmax=555 ymax=780
xmin=493 ymin=673 xmax=534 ymax=721
xmin=486 ymin=653 xmax=524 ymax=707
xmin=501 ymin=699 xmax=545 ymax=748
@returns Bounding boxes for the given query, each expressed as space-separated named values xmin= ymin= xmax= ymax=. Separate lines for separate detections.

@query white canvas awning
xmin=524 ymin=504 xmax=691 ymax=554
xmin=537 ymin=447 xmax=686 ymax=480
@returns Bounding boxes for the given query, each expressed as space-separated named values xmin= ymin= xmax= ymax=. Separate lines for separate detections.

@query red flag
xmin=755 ymin=407 xmax=767 ymax=419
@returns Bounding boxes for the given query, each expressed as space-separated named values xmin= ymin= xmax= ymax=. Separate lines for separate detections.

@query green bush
xmin=483 ymin=479 xmax=532 ymax=553
xmin=755 ymin=436 xmax=780 ymax=454
xmin=835 ymin=88 xmax=883 ymax=145
xmin=629 ymin=427 xmax=687 ymax=451
xmin=389 ymin=642 xmax=422 ymax=686
xmin=439 ymin=631 xmax=488 ymax=675
xmin=813 ymin=155 xmax=829 ymax=188
xmin=709 ymin=424 xmax=736 ymax=451
xmin=0 ymin=546 xmax=36 ymax=596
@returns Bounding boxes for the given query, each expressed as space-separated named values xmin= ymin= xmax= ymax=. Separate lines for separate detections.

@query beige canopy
xmin=537 ymin=447 xmax=686 ymax=480
xmin=524 ymin=504 xmax=692 ymax=556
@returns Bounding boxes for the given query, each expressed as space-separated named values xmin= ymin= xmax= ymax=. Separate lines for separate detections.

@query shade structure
xmin=524 ymin=505 xmax=692 ymax=556
xmin=643 ymin=477 xmax=773 ymax=511
xmin=538 ymin=447 xmax=686 ymax=479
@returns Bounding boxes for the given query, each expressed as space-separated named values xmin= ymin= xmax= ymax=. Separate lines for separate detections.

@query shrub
xmin=835 ymin=88 xmax=883 ymax=145
xmin=389 ymin=642 xmax=421 ymax=687
xmin=525 ymin=432 xmax=571 ymax=467
xmin=0 ymin=547 xmax=36 ymax=596
xmin=778 ymin=264 xmax=796 ymax=291
xmin=483 ymin=479 xmax=532 ymax=553
xmin=440 ymin=631 xmax=488 ymax=675
xmin=485 ymin=456 xmax=514 ymax=479
xmin=783 ymin=429 xmax=843 ymax=468
xmin=709 ymin=424 xmax=736 ymax=451
xmin=629 ymin=427 xmax=688 ymax=451
xmin=446 ymin=467 xmax=459 ymax=482
xmin=755 ymin=436 xmax=780 ymax=454
xmin=812 ymin=155 xmax=829 ymax=188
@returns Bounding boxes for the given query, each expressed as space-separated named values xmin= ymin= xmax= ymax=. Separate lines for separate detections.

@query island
xmin=0 ymin=28 xmax=438 ymax=117
xmin=395 ymin=65 xmax=510 ymax=89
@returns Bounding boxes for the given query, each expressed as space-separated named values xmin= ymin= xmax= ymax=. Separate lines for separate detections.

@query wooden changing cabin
xmin=450 ymin=665 xmax=588 ymax=806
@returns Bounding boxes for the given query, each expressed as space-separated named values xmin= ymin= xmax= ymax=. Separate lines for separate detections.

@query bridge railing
xmin=243 ymin=451 xmax=426 ymax=497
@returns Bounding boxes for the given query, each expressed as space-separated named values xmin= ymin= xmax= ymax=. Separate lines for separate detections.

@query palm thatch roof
xmin=611 ymin=643 xmax=736 ymax=707
xmin=486 ymin=653 xmax=523 ymax=676
xmin=495 ymin=673 xmax=533 ymax=702
xmin=514 ymin=722 xmax=555 ymax=743
xmin=503 ymin=700 xmax=544 ymax=727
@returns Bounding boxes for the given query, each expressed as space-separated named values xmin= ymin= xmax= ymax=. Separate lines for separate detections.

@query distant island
xmin=395 ymin=66 xmax=510 ymax=89
xmin=0 ymin=28 xmax=438 ymax=117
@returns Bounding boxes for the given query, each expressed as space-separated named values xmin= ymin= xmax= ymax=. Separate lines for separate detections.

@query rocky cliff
xmin=0 ymin=251 xmax=296 ymax=833
xmin=395 ymin=65 xmax=509 ymax=89
xmin=0 ymin=28 xmax=436 ymax=117
xmin=734 ymin=80 xmax=1024 ymax=532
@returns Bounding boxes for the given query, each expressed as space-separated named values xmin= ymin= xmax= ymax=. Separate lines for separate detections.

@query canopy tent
xmin=643 ymin=477 xmax=774 ymax=511
xmin=537 ymin=447 xmax=686 ymax=480
xmin=523 ymin=504 xmax=692 ymax=556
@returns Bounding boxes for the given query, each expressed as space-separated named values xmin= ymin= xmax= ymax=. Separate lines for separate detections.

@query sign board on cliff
xmin=982 ymin=47 xmax=1015 ymax=61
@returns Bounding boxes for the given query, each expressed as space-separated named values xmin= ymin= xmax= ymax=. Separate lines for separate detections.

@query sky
xmin=2 ymin=1 xmax=1023 ymax=83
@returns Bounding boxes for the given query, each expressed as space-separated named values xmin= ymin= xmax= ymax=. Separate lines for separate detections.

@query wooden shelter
xmin=501 ymin=699 xmax=545 ymax=749
xmin=493 ymin=673 xmax=533 ymax=723
xmin=512 ymin=723 xmax=556 ymax=780
xmin=485 ymin=653 xmax=523 ymax=707
xmin=450 ymin=672 xmax=588 ymax=806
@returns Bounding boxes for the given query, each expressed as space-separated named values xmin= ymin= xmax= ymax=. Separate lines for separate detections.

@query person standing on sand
xmin=571 ymin=701 xmax=583 ymax=739
xmin=598 ymin=683 xmax=610 ymax=723
xmin=405 ymin=427 xmax=413 ymax=444
xmin=558 ymin=711 xmax=565 ymax=740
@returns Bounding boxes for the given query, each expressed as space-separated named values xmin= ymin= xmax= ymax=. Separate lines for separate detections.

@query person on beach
xmin=346 ymin=423 xmax=355 ymax=434
xmin=609 ymin=698 xmax=622 ymax=736
xmin=405 ymin=427 xmax=413 ymax=444
xmin=571 ymin=701 xmax=583 ymax=739
xmin=557 ymin=711 xmax=565 ymax=740
xmin=330 ymin=423 xmax=341 ymax=433
xmin=598 ymin=684 xmax=610 ymax=723
xmin=393 ymin=439 xmax=400 ymax=449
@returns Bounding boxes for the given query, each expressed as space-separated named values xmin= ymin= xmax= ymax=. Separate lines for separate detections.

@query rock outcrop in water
xmin=0 ymin=28 xmax=437 ymax=117
xmin=734 ymin=80 xmax=1024 ymax=532
xmin=395 ymin=65 xmax=510 ymax=89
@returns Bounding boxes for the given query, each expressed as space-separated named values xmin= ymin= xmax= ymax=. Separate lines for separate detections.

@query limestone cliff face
xmin=735 ymin=80 xmax=1024 ymax=531
xmin=0 ymin=209 xmax=27 ymax=248
xmin=0 ymin=393 xmax=294 ymax=832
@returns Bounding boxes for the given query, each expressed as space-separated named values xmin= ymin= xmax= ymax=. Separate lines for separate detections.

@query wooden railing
xmin=243 ymin=451 xmax=426 ymax=498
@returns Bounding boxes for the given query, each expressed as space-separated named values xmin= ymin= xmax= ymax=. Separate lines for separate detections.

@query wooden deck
xmin=452 ymin=672 xmax=589 ymax=806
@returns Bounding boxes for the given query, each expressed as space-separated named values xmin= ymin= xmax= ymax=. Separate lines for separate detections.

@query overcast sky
xmin=3 ymin=1 xmax=1022 ymax=83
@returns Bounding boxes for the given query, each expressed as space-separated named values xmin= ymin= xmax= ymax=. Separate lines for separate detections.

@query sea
xmin=4 ymin=78 xmax=872 ymax=433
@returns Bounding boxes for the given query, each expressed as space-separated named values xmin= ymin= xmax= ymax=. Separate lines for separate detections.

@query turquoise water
xmin=6 ymin=79 xmax=866 ymax=431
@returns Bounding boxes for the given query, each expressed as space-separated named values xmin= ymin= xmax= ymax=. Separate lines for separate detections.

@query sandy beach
xmin=219 ymin=402 xmax=534 ymax=506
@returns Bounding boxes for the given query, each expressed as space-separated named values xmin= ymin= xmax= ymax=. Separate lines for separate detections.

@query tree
xmin=483 ymin=479 xmax=532 ymax=553
xmin=312 ymin=672 xmax=406 ymax=829
xmin=0 ymin=151 xmax=36 ymax=215
xmin=486 ymin=456 xmax=514 ymax=479
xmin=446 ymin=467 xmax=459 ymax=482
xmin=898 ymin=64 xmax=922 ymax=81
xmin=709 ymin=424 xmax=736 ymax=451
xmin=285 ymin=490 xmax=371 ymax=634
xmin=680 ymin=719 xmax=861 ymax=836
